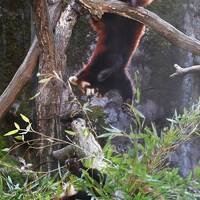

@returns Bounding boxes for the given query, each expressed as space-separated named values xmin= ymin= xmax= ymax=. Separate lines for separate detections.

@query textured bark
xmin=54 ymin=1 xmax=82 ymax=142
xmin=0 ymin=1 xmax=62 ymax=121
xmin=33 ymin=0 xmax=80 ymax=171
xmin=32 ymin=0 xmax=61 ymax=171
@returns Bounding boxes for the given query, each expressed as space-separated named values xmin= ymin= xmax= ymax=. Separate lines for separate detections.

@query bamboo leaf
xmin=20 ymin=114 xmax=30 ymax=123
xmin=4 ymin=129 xmax=19 ymax=136
xmin=14 ymin=122 xmax=20 ymax=130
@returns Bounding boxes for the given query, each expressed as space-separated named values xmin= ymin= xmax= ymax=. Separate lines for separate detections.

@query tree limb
xmin=79 ymin=0 xmax=200 ymax=55
xmin=170 ymin=64 xmax=200 ymax=78
xmin=54 ymin=1 xmax=82 ymax=142
xmin=0 ymin=1 xmax=62 ymax=120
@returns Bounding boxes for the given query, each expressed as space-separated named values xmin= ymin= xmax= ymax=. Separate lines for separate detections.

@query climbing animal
xmin=69 ymin=0 xmax=153 ymax=101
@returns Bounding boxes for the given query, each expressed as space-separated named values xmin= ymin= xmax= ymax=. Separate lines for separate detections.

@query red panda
xmin=69 ymin=0 xmax=153 ymax=101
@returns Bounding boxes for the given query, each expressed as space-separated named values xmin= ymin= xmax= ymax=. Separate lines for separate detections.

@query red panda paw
xmin=69 ymin=76 xmax=79 ymax=86
xmin=69 ymin=76 xmax=93 ymax=96
xmin=69 ymin=76 xmax=91 ymax=91
xmin=69 ymin=76 xmax=103 ymax=98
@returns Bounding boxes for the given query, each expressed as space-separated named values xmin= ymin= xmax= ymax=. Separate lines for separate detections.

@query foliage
xmin=1 ymin=102 xmax=200 ymax=199
xmin=71 ymin=103 xmax=200 ymax=200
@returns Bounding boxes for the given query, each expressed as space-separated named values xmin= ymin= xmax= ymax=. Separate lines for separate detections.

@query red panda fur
xmin=69 ymin=0 xmax=153 ymax=101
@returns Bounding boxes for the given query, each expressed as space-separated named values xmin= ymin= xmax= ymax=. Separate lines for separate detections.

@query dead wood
xmin=170 ymin=64 xmax=200 ymax=78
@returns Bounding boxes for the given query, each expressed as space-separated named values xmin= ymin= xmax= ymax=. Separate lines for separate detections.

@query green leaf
xmin=14 ymin=122 xmax=20 ymax=130
xmin=97 ymin=132 xmax=116 ymax=138
xmin=7 ymin=176 xmax=13 ymax=184
xmin=15 ymin=135 xmax=24 ymax=141
xmin=29 ymin=92 xmax=40 ymax=100
xmin=20 ymin=114 xmax=30 ymax=123
xmin=83 ymin=103 xmax=92 ymax=112
xmin=0 ymin=177 xmax=3 ymax=195
xmin=4 ymin=129 xmax=19 ymax=136
xmin=26 ymin=123 xmax=32 ymax=132
xmin=1 ymin=148 xmax=10 ymax=152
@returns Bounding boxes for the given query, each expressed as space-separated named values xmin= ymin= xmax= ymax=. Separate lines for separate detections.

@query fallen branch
xmin=0 ymin=1 xmax=62 ymax=120
xmin=79 ymin=0 xmax=200 ymax=55
xmin=170 ymin=64 xmax=200 ymax=78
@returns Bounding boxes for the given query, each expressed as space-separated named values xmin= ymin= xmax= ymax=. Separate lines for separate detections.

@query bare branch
xmin=79 ymin=0 xmax=200 ymax=55
xmin=170 ymin=64 xmax=200 ymax=78
xmin=0 ymin=1 xmax=62 ymax=120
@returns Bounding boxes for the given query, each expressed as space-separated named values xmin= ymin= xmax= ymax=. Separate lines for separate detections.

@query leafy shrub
xmin=1 ymin=102 xmax=200 ymax=199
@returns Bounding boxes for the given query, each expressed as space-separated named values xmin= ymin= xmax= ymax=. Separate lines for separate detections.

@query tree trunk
xmin=32 ymin=0 xmax=80 ymax=171
xmin=32 ymin=0 xmax=62 ymax=171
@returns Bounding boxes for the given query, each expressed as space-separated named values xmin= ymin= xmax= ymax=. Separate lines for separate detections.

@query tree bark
xmin=32 ymin=0 xmax=61 ymax=171
xmin=32 ymin=0 xmax=80 ymax=171
xmin=54 ymin=1 xmax=82 ymax=142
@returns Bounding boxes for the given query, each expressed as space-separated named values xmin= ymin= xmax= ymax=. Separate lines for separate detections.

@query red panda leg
xmin=69 ymin=53 xmax=123 ymax=97
xmin=97 ymin=54 xmax=123 ymax=82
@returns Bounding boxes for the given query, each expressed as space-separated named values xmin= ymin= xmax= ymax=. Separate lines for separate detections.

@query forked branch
xmin=170 ymin=64 xmax=200 ymax=78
